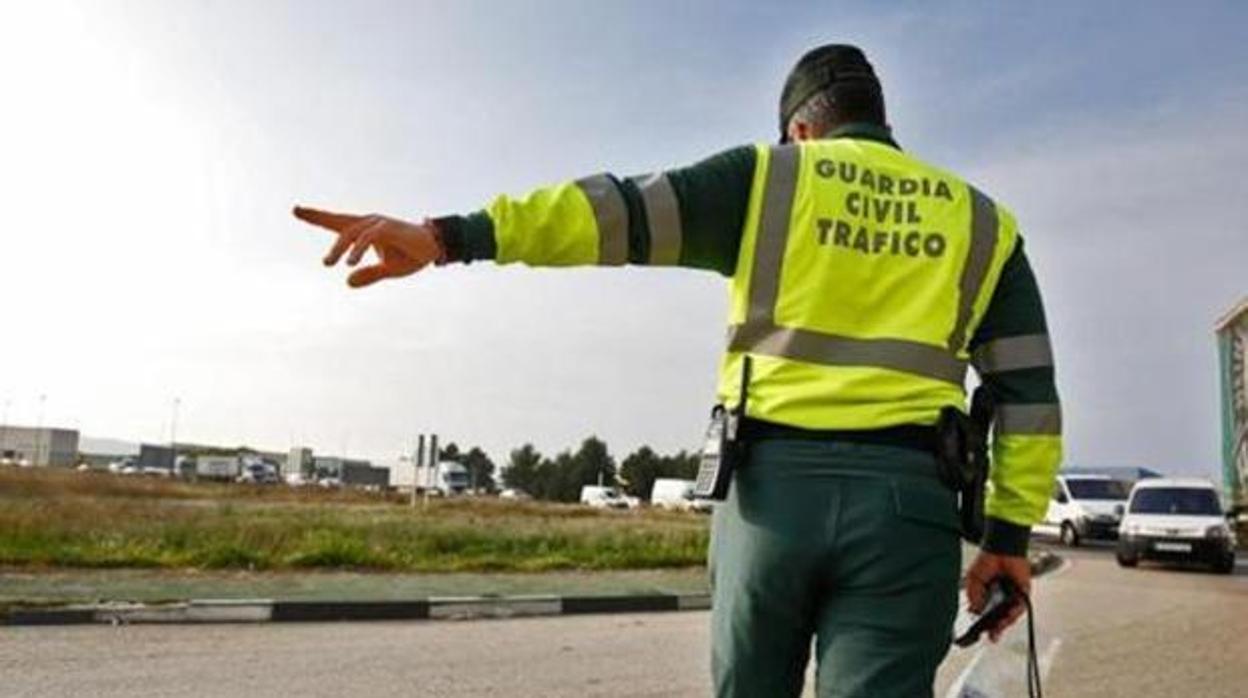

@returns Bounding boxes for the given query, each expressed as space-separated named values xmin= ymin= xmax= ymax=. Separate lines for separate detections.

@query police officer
xmin=295 ymin=44 xmax=1061 ymax=698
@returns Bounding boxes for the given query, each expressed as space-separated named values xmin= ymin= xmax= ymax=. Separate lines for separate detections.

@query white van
xmin=579 ymin=485 xmax=628 ymax=509
xmin=1117 ymin=477 xmax=1237 ymax=573
xmin=1042 ymin=474 xmax=1131 ymax=546
xmin=650 ymin=478 xmax=712 ymax=513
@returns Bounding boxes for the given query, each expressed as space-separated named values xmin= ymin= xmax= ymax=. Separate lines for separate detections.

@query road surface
xmin=2 ymin=543 xmax=1245 ymax=697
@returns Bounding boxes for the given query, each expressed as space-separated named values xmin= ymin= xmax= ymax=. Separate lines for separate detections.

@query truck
xmin=415 ymin=461 xmax=470 ymax=496
xmin=580 ymin=485 xmax=628 ymax=509
xmin=237 ymin=458 xmax=281 ymax=484
xmin=650 ymin=478 xmax=712 ymax=513
xmin=195 ymin=455 xmax=240 ymax=481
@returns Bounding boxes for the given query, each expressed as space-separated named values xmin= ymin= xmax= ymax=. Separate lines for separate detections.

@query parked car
xmin=1043 ymin=474 xmax=1132 ymax=546
xmin=1117 ymin=477 xmax=1237 ymax=574
xmin=580 ymin=485 xmax=629 ymax=509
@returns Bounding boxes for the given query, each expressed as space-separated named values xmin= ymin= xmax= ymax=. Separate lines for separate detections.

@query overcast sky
xmin=1 ymin=1 xmax=1245 ymax=476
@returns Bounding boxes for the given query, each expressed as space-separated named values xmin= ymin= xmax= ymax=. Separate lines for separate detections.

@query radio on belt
xmin=694 ymin=356 xmax=752 ymax=501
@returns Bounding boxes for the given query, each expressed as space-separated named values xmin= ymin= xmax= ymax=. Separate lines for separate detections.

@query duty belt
xmin=739 ymin=417 xmax=939 ymax=455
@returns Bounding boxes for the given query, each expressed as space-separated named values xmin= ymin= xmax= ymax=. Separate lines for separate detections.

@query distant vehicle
xmin=650 ymin=478 xmax=712 ymax=513
xmin=1042 ymin=474 xmax=1132 ymax=546
xmin=418 ymin=461 xmax=470 ymax=496
xmin=76 ymin=463 xmax=91 ymax=472
xmin=285 ymin=472 xmax=312 ymax=487
xmin=141 ymin=466 xmax=173 ymax=478
xmin=580 ymin=485 xmax=628 ymax=509
xmin=196 ymin=455 xmax=241 ymax=482
xmin=237 ymin=461 xmax=280 ymax=484
xmin=108 ymin=458 xmax=137 ymax=474
xmin=316 ymin=477 xmax=342 ymax=489
xmin=498 ymin=488 xmax=530 ymax=500
xmin=16 ymin=457 xmax=33 ymax=468
xmin=1117 ymin=478 xmax=1237 ymax=574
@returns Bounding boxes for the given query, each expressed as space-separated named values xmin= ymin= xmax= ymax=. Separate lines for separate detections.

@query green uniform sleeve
xmin=434 ymin=146 xmax=757 ymax=276
xmin=969 ymin=238 xmax=1063 ymax=556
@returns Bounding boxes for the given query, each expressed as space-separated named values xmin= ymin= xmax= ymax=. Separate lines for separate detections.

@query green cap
xmin=779 ymin=44 xmax=881 ymax=142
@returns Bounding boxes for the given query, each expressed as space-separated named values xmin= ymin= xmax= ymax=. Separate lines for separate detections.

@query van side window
xmin=1053 ymin=484 xmax=1068 ymax=504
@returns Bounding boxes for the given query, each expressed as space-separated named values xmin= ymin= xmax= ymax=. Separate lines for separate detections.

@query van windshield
xmin=1066 ymin=479 xmax=1130 ymax=500
xmin=1129 ymin=488 xmax=1222 ymax=515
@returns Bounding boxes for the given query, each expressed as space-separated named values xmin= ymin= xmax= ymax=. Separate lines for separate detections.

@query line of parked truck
xmin=106 ymin=453 xmax=287 ymax=484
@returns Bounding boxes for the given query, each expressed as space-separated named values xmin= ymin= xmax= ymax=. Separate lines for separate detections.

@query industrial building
xmin=1217 ymin=297 xmax=1248 ymax=502
xmin=0 ymin=425 xmax=80 ymax=467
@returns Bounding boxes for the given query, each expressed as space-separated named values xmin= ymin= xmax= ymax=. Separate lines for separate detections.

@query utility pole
xmin=411 ymin=434 xmax=425 ymax=508
xmin=170 ymin=397 xmax=181 ymax=476
xmin=430 ymin=434 xmax=439 ymax=502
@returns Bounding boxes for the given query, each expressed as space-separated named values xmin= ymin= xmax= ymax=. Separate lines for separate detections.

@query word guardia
xmin=812 ymin=158 xmax=955 ymax=258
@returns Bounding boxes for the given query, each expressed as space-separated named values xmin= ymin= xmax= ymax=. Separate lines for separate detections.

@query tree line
xmin=436 ymin=437 xmax=700 ymax=503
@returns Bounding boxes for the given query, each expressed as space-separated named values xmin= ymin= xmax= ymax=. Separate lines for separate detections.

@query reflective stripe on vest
xmin=996 ymin=403 xmax=1062 ymax=435
xmin=726 ymin=144 xmax=1003 ymax=385
xmin=972 ymin=334 xmax=1054 ymax=374
xmin=630 ymin=173 xmax=683 ymax=266
xmin=575 ymin=174 xmax=629 ymax=266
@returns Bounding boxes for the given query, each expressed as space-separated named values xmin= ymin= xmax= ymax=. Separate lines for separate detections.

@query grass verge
xmin=0 ymin=468 xmax=709 ymax=573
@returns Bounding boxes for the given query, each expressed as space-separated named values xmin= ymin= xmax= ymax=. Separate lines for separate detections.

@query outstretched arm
xmin=294 ymin=145 xmax=758 ymax=287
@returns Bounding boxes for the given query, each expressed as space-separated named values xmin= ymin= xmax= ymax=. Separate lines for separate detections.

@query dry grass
xmin=0 ymin=467 xmax=709 ymax=572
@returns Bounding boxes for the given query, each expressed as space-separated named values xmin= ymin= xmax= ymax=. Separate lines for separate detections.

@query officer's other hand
xmin=293 ymin=206 xmax=444 ymax=288
xmin=965 ymin=551 xmax=1031 ymax=642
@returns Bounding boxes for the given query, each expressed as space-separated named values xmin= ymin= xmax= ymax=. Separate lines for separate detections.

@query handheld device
xmin=954 ymin=576 xmax=1020 ymax=648
xmin=693 ymin=356 xmax=752 ymax=500
xmin=955 ymin=575 xmax=1044 ymax=697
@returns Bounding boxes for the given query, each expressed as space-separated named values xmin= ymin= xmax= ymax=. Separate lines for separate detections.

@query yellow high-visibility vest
xmin=717 ymin=139 xmax=1019 ymax=429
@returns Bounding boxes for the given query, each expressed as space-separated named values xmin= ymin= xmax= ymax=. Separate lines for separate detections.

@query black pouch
xmin=693 ymin=357 xmax=752 ymax=501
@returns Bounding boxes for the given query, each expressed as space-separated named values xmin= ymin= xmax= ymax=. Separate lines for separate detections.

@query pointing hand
xmin=293 ymin=206 xmax=445 ymax=288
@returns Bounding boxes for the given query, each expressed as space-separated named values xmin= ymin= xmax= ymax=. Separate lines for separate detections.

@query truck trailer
xmin=195 ymin=455 xmax=240 ymax=481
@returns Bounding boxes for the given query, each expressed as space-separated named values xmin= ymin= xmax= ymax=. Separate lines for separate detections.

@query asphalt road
xmin=2 ymin=543 xmax=1245 ymax=697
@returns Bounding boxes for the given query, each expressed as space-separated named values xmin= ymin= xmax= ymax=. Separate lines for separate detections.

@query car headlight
xmin=1206 ymin=524 xmax=1230 ymax=539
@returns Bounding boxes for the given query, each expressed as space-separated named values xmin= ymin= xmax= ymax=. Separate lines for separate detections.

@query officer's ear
xmin=788 ymin=120 xmax=814 ymax=142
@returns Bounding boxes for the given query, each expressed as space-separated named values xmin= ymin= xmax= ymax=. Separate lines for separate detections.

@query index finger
xmin=293 ymin=205 xmax=364 ymax=233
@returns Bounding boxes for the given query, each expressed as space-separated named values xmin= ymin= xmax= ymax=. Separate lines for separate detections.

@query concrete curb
xmin=2 ymin=593 xmax=713 ymax=627
xmin=2 ymin=552 xmax=1059 ymax=627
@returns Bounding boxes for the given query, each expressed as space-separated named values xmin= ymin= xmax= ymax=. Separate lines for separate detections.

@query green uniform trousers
xmin=710 ymin=438 xmax=961 ymax=698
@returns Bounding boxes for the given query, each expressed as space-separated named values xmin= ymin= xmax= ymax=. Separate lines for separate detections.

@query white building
xmin=0 ymin=425 xmax=79 ymax=467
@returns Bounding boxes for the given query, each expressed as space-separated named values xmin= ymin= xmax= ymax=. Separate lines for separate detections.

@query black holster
xmin=936 ymin=388 xmax=994 ymax=544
